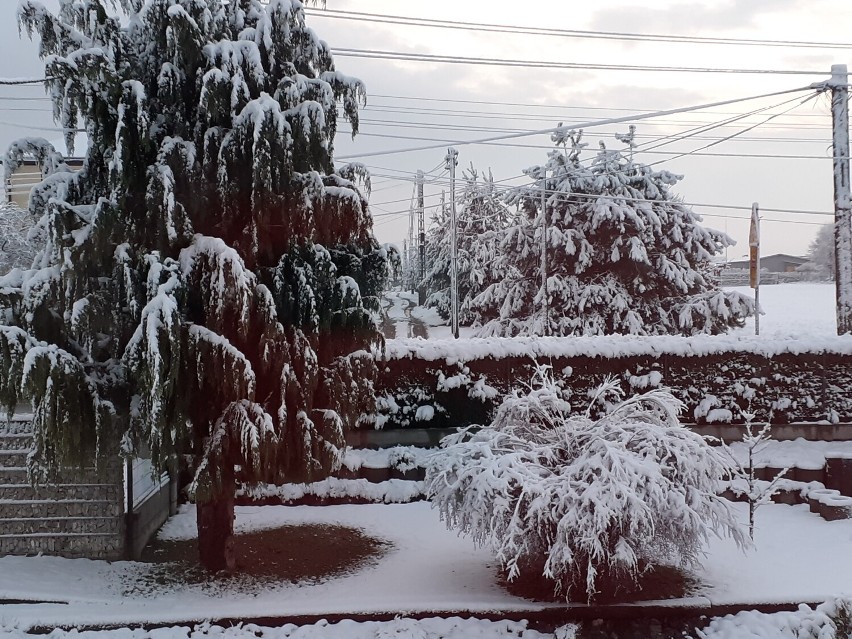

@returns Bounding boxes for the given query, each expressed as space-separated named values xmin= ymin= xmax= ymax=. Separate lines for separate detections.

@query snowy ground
xmin=1 ymin=501 xmax=851 ymax=631
xmin=726 ymin=283 xmax=836 ymax=338
xmin=398 ymin=283 xmax=838 ymax=340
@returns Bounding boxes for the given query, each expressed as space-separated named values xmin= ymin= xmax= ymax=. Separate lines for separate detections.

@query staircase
xmin=0 ymin=421 xmax=125 ymax=559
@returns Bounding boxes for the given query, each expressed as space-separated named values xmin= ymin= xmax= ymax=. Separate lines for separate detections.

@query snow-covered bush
xmin=425 ymin=368 xmax=747 ymax=601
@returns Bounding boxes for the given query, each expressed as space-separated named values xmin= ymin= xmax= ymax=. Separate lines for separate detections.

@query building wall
xmin=5 ymin=164 xmax=43 ymax=209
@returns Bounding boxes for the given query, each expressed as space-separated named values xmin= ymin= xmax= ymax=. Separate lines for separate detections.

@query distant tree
xmin=0 ymin=202 xmax=43 ymax=275
xmin=470 ymin=130 xmax=754 ymax=336
xmin=1 ymin=0 xmax=391 ymax=571
xmin=420 ymin=167 xmax=513 ymax=325
xmin=806 ymin=223 xmax=835 ymax=280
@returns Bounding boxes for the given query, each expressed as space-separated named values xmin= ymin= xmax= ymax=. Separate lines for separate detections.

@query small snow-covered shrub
xmin=425 ymin=368 xmax=747 ymax=601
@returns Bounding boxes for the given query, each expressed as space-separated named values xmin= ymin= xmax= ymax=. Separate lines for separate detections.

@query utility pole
xmin=749 ymin=203 xmax=760 ymax=336
xmin=830 ymin=64 xmax=852 ymax=335
xmin=446 ymin=147 xmax=459 ymax=339
xmin=416 ymin=170 xmax=425 ymax=304
xmin=540 ymin=166 xmax=549 ymax=336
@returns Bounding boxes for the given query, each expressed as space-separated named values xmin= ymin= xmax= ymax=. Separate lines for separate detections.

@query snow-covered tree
xmin=806 ymin=223 xmax=835 ymax=280
xmin=470 ymin=130 xmax=755 ymax=336
xmin=0 ymin=0 xmax=391 ymax=571
xmin=0 ymin=202 xmax=43 ymax=275
xmin=425 ymin=369 xmax=747 ymax=602
xmin=420 ymin=167 xmax=513 ymax=325
xmin=720 ymin=410 xmax=789 ymax=540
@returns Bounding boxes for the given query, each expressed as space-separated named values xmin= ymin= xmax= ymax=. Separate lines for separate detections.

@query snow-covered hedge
xmin=367 ymin=336 xmax=852 ymax=428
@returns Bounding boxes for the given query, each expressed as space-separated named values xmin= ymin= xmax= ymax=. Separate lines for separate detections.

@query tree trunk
xmin=196 ymin=477 xmax=236 ymax=572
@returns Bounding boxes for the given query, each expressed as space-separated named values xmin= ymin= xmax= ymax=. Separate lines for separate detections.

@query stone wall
xmin=0 ymin=419 xmax=124 ymax=559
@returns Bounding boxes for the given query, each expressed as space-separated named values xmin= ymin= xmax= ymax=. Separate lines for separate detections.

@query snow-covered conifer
xmin=470 ymin=130 xmax=754 ymax=336
xmin=420 ymin=167 xmax=512 ymax=325
xmin=3 ymin=0 xmax=390 ymax=570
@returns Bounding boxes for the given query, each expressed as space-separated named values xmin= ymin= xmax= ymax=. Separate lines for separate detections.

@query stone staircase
xmin=0 ymin=424 xmax=125 ymax=558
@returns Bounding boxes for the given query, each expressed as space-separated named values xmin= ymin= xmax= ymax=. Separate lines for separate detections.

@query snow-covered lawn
xmin=1 ymin=501 xmax=851 ymax=630
xmin=726 ymin=283 xmax=837 ymax=338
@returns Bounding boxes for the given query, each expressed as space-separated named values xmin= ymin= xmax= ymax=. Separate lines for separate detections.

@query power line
xmin=0 ymin=90 xmax=837 ymax=123
xmin=336 ymin=85 xmax=819 ymax=160
xmin=330 ymin=47 xmax=823 ymax=76
xmin=366 ymin=92 xmax=835 ymax=118
xmin=354 ymin=116 xmax=832 ymax=141
xmin=645 ymin=93 xmax=821 ymax=167
xmin=306 ymin=8 xmax=852 ymax=51
xmin=342 ymin=131 xmax=836 ymax=160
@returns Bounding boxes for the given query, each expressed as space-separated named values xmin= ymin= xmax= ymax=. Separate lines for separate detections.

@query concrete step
xmin=0 ymin=482 xmax=121 ymax=502
xmin=0 ymin=531 xmax=123 ymax=559
xmin=0 ymin=498 xmax=122 ymax=519
xmin=0 ymin=451 xmax=28 ymax=469
xmin=0 ymin=433 xmax=33 ymax=451
xmin=0 ymin=516 xmax=121 ymax=536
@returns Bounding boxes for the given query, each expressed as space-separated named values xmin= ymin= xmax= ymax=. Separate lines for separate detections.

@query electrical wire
xmin=336 ymin=85 xmax=820 ymax=160
xmin=330 ymin=47 xmax=824 ymax=76
xmin=304 ymin=8 xmax=852 ymax=51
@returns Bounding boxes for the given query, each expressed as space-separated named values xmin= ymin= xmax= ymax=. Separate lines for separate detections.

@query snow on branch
xmin=191 ymin=400 xmax=277 ymax=503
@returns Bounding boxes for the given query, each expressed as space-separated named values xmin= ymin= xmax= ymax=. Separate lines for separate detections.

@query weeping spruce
xmin=0 ymin=0 xmax=391 ymax=570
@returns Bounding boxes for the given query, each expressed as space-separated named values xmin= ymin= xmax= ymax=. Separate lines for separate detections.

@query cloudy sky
xmin=1 ymin=0 xmax=852 ymax=259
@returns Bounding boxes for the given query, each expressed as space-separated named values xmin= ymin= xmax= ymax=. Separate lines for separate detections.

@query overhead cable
xmin=330 ymin=47 xmax=823 ymax=76
xmin=305 ymin=8 xmax=852 ymax=51
xmin=335 ymin=85 xmax=820 ymax=160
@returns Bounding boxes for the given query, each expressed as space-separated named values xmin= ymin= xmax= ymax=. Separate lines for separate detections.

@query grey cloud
xmin=588 ymin=0 xmax=801 ymax=35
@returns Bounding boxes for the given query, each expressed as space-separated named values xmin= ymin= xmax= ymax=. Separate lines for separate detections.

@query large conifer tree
xmin=471 ymin=130 xmax=754 ymax=336
xmin=0 ymin=0 xmax=390 ymax=570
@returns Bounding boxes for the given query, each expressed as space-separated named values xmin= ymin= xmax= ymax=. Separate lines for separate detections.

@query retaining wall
xmin=0 ymin=419 xmax=172 ymax=560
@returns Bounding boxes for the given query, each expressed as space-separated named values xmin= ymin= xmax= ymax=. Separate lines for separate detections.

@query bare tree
xmin=0 ymin=203 xmax=42 ymax=275
xmin=806 ymin=224 xmax=835 ymax=280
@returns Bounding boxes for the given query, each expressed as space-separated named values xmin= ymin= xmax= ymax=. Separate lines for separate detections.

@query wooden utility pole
xmin=830 ymin=64 xmax=852 ymax=334
xmin=749 ymin=203 xmax=760 ymax=336
xmin=446 ymin=147 xmax=459 ymax=339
